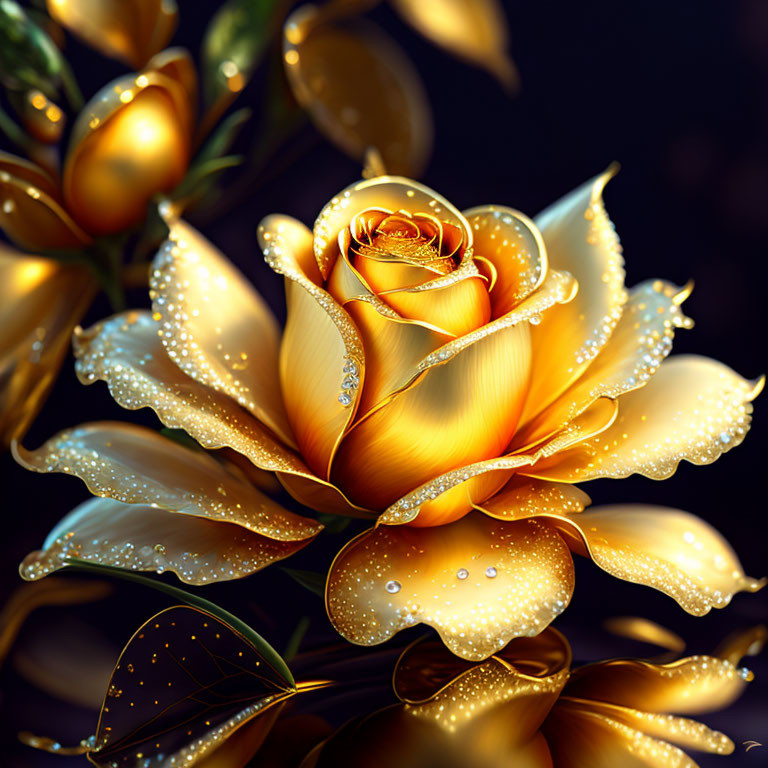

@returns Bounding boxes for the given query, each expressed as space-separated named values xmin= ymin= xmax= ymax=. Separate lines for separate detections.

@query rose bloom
xmin=18 ymin=171 xmax=763 ymax=660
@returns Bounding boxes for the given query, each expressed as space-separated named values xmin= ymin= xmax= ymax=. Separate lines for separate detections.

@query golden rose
xmin=17 ymin=170 xmax=763 ymax=662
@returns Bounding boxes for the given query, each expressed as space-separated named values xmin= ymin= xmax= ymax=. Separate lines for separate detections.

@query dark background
xmin=1 ymin=0 xmax=767 ymax=765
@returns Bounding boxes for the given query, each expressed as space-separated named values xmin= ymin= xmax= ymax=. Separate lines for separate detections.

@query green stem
xmin=0 ymin=104 xmax=29 ymax=150
xmin=63 ymin=558 xmax=295 ymax=688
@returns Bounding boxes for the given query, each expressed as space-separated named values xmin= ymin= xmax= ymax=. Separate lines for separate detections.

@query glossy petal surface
xmin=326 ymin=514 xmax=574 ymax=660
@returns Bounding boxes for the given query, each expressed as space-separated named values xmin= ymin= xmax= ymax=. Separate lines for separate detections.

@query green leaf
xmin=63 ymin=558 xmax=295 ymax=688
xmin=281 ymin=567 xmax=326 ymax=598
xmin=283 ymin=615 xmax=310 ymax=662
xmin=159 ymin=427 xmax=205 ymax=453
xmin=0 ymin=0 xmax=65 ymax=98
xmin=317 ymin=513 xmax=351 ymax=534
xmin=173 ymin=154 xmax=243 ymax=202
xmin=196 ymin=107 xmax=252 ymax=165
xmin=201 ymin=0 xmax=283 ymax=105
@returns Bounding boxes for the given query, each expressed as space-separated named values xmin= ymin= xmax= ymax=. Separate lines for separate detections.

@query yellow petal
xmin=63 ymin=70 xmax=191 ymax=236
xmin=21 ymin=497 xmax=314 ymax=585
xmin=529 ymin=355 xmax=761 ymax=482
xmin=276 ymin=472 xmax=376 ymax=518
xmin=152 ymin=219 xmax=295 ymax=448
xmin=391 ymin=0 xmax=518 ymax=90
xmin=283 ymin=6 xmax=432 ymax=176
xmin=563 ymin=652 xmax=753 ymax=715
xmin=326 ymin=514 xmax=574 ymax=661
xmin=514 ymin=279 xmax=692 ymax=451
xmin=562 ymin=698 xmax=733 ymax=756
xmin=14 ymin=421 xmax=322 ymax=542
xmin=602 ymin=617 xmax=685 ymax=655
xmin=543 ymin=702 xmax=699 ymax=768
xmin=331 ymin=318 xmax=531 ymax=512
xmin=19 ymin=90 xmax=66 ymax=144
xmin=476 ymin=476 xmax=591 ymax=521
xmin=259 ymin=214 xmax=365 ymax=478
xmin=146 ymin=46 xmax=198 ymax=108
xmin=0 ymin=248 xmax=96 ymax=446
xmin=0 ymin=168 xmax=91 ymax=250
xmin=0 ymin=151 xmax=59 ymax=199
xmin=380 ymin=393 xmax=616 ymax=525
xmin=551 ymin=505 xmax=764 ymax=616
xmin=520 ymin=167 xmax=627 ymax=424
xmin=714 ymin=625 xmax=767 ymax=666
xmin=46 ymin=0 xmax=178 ymax=68
xmin=314 ymin=176 xmax=472 ymax=280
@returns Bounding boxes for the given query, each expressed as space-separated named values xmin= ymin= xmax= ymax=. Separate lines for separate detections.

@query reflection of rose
xmin=18 ymin=171 xmax=762 ymax=662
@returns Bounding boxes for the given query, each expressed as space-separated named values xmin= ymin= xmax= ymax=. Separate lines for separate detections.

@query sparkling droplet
xmin=485 ymin=566 xmax=498 ymax=578
xmin=456 ymin=568 xmax=469 ymax=580
xmin=385 ymin=580 xmax=401 ymax=594
xmin=739 ymin=667 xmax=753 ymax=681
xmin=338 ymin=393 xmax=352 ymax=406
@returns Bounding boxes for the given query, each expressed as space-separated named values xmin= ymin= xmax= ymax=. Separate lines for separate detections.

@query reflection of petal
xmin=391 ymin=0 xmax=518 ymax=90
xmin=520 ymin=167 xmax=627 ymax=423
xmin=543 ymin=702 xmax=699 ymax=768
xmin=313 ymin=176 xmax=471 ymax=280
xmin=21 ymin=498 xmax=314 ymax=584
xmin=464 ymin=206 xmax=547 ymax=317
xmin=64 ymin=71 xmax=191 ymax=236
xmin=551 ymin=506 xmax=764 ymax=616
xmin=514 ymin=280 xmax=691 ymax=450
xmin=530 ymin=356 xmax=761 ymax=482
xmin=14 ymin=421 xmax=322 ymax=541
xmin=152 ymin=219 xmax=294 ymax=447
xmin=563 ymin=652 xmax=753 ymax=715
xmin=380 ymin=394 xmax=616 ymax=525
xmin=0 ymin=248 xmax=96 ymax=446
xmin=46 ymin=0 xmax=178 ymax=68
xmin=259 ymin=215 xmax=365 ymax=477
xmin=326 ymin=513 xmax=574 ymax=661
xmin=284 ymin=7 xmax=432 ymax=176
xmin=0 ymin=169 xmax=91 ymax=250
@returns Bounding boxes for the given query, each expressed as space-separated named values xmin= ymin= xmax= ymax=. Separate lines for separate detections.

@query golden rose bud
xmin=62 ymin=70 xmax=192 ymax=236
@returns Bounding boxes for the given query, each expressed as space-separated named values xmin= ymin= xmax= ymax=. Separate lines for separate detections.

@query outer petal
xmin=550 ymin=506 xmax=764 ymax=616
xmin=0 ymin=248 xmax=96 ymax=446
xmin=562 ymin=653 xmax=753 ymax=715
xmin=151 ymin=219 xmax=294 ymax=447
xmin=391 ymin=0 xmax=518 ymax=89
xmin=313 ymin=176 xmax=472 ymax=280
xmin=513 ymin=280 xmax=692 ymax=451
xmin=284 ymin=7 xmax=432 ymax=177
xmin=20 ymin=497 xmax=312 ymax=585
xmin=63 ymin=71 xmax=191 ymax=236
xmin=520 ymin=167 xmax=627 ymax=423
xmin=476 ymin=476 xmax=591 ymax=521
xmin=13 ymin=421 xmax=322 ymax=542
xmin=0 ymin=168 xmax=91 ymax=250
xmin=529 ymin=355 xmax=761 ymax=482
xmin=380 ymin=394 xmax=616 ymax=525
xmin=326 ymin=513 xmax=575 ymax=661
xmin=0 ymin=151 xmax=59 ymax=199
xmin=331 ymin=268 xmax=576 ymax=516
xmin=46 ymin=0 xmax=178 ymax=68
xmin=543 ymin=703 xmax=699 ymax=768
xmin=464 ymin=206 xmax=547 ymax=318
xmin=259 ymin=215 xmax=366 ymax=478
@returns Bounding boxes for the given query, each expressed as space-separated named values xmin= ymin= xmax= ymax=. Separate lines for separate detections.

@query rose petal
xmin=313 ymin=176 xmax=471 ymax=280
xmin=714 ymin=626 xmax=768 ymax=666
xmin=379 ymin=394 xmax=616 ymax=525
xmin=151 ymin=219 xmax=295 ymax=448
xmin=0 ymin=248 xmax=96 ymax=446
xmin=543 ymin=702 xmax=699 ymax=768
xmin=326 ymin=513 xmax=575 ymax=661
xmin=64 ymin=71 xmax=191 ymax=236
xmin=259 ymin=214 xmax=365 ymax=478
xmin=520 ymin=167 xmax=627 ymax=423
xmin=46 ymin=0 xmax=178 ymax=68
xmin=0 ymin=169 xmax=91 ymax=250
xmin=476 ymin=476 xmax=590 ymax=521
xmin=514 ymin=280 xmax=692 ymax=451
xmin=284 ymin=7 xmax=432 ymax=177
xmin=21 ymin=497 xmax=313 ymax=585
xmin=146 ymin=46 xmax=198 ymax=107
xmin=0 ymin=151 xmax=60 ymax=200
xmin=529 ymin=355 xmax=761 ymax=482
xmin=13 ymin=421 xmax=322 ymax=541
xmin=464 ymin=206 xmax=547 ymax=317
xmin=550 ymin=505 xmax=764 ymax=616
xmin=563 ymin=652 xmax=753 ymax=715
xmin=561 ymin=699 xmax=733 ymax=755
xmin=391 ymin=0 xmax=518 ymax=90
